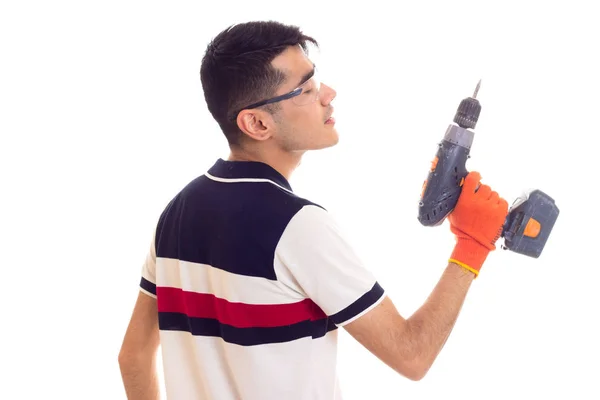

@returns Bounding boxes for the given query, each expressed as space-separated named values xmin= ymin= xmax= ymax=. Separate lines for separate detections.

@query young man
xmin=118 ymin=20 xmax=509 ymax=400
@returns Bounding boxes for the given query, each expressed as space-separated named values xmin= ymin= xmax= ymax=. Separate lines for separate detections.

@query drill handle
xmin=418 ymin=139 xmax=470 ymax=226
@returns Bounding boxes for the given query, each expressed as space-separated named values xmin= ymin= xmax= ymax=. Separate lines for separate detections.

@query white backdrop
xmin=2 ymin=1 xmax=598 ymax=399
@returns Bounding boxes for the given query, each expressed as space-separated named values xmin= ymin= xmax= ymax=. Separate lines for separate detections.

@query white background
xmin=1 ymin=0 xmax=598 ymax=399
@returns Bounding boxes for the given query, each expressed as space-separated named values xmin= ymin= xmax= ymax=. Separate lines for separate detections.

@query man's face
xmin=269 ymin=46 xmax=338 ymax=152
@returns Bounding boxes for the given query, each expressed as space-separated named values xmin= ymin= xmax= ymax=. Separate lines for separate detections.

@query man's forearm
xmin=119 ymin=353 xmax=160 ymax=400
xmin=407 ymin=262 xmax=475 ymax=375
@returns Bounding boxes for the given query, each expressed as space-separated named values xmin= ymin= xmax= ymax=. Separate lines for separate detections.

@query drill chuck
xmin=453 ymin=79 xmax=482 ymax=129
xmin=454 ymin=98 xmax=481 ymax=129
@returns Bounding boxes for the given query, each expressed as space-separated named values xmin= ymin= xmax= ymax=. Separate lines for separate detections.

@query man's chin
xmin=314 ymin=131 xmax=339 ymax=150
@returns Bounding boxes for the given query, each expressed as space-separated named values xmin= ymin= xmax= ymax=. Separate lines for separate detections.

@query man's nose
xmin=320 ymin=83 xmax=337 ymax=105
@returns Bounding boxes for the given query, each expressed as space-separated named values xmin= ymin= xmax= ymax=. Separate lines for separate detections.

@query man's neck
xmin=227 ymin=145 xmax=303 ymax=181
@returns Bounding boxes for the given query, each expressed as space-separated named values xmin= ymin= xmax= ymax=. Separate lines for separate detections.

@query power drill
xmin=417 ymin=81 xmax=559 ymax=258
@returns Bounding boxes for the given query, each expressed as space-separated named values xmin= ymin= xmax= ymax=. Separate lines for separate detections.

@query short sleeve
xmin=139 ymin=232 xmax=157 ymax=299
xmin=275 ymin=204 xmax=385 ymax=327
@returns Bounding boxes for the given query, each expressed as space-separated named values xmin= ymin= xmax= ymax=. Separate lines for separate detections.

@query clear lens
xmin=291 ymin=75 xmax=321 ymax=106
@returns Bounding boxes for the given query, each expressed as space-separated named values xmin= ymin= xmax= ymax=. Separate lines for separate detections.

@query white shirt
xmin=139 ymin=159 xmax=385 ymax=400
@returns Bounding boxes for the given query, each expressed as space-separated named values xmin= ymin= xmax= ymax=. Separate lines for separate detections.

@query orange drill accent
xmin=430 ymin=156 xmax=439 ymax=172
xmin=523 ymin=217 xmax=541 ymax=238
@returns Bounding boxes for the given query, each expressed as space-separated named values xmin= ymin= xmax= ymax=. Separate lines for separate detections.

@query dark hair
xmin=200 ymin=21 xmax=318 ymax=146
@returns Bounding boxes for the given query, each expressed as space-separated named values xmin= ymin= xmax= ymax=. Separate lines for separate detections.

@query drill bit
xmin=473 ymin=79 xmax=481 ymax=99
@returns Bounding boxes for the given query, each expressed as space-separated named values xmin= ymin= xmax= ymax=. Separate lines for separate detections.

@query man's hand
xmin=448 ymin=171 xmax=509 ymax=277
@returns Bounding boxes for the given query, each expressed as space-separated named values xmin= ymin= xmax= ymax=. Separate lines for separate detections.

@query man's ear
xmin=236 ymin=109 xmax=275 ymax=142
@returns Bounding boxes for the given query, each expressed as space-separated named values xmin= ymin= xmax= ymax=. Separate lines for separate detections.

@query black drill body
xmin=417 ymin=125 xmax=473 ymax=226
xmin=418 ymin=89 xmax=481 ymax=227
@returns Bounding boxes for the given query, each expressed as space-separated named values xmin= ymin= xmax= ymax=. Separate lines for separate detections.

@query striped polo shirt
xmin=139 ymin=158 xmax=385 ymax=400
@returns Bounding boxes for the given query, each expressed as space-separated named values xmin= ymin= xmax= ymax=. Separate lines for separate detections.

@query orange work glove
xmin=448 ymin=171 xmax=509 ymax=277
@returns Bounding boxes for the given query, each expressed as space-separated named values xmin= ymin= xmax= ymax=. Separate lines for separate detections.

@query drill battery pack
xmin=502 ymin=189 xmax=560 ymax=258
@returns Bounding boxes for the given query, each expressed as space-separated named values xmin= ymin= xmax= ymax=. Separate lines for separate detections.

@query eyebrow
xmin=294 ymin=63 xmax=316 ymax=88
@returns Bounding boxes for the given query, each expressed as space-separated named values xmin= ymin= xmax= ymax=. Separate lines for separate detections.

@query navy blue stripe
xmin=158 ymin=312 xmax=337 ymax=346
xmin=330 ymin=282 xmax=385 ymax=325
xmin=154 ymin=168 xmax=323 ymax=280
xmin=140 ymin=277 xmax=156 ymax=295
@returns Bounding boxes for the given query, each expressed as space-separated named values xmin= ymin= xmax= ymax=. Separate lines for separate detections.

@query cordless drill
xmin=417 ymin=81 xmax=559 ymax=258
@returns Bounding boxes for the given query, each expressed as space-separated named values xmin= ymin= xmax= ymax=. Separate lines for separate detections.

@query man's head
xmin=200 ymin=21 xmax=338 ymax=155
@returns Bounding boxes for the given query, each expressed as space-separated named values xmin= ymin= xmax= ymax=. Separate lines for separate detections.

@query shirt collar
xmin=206 ymin=158 xmax=293 ymax=192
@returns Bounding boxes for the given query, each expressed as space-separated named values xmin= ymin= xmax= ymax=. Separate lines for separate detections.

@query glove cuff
xmin=449 ymin=236 xmax=491 ymax=278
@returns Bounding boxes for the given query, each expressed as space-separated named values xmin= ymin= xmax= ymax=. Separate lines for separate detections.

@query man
xmin=118 ymin=20 xmax=509 ymax=400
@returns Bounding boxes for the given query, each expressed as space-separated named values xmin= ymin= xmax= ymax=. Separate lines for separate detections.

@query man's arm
xmin=345 ymin=171 xmax=508 ymax=381
xmin=344 ymin=261 xmax=474 ymax=381
xmin=118 ymin=291 xmax=161 ymax=400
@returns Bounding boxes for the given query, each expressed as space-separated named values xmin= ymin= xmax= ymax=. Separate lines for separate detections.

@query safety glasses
xmin=233 ymin=69 xmax=321 ymax=118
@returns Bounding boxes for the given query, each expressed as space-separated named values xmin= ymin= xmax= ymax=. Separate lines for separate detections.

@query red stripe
xmin=156 ymin=287 xmax=327 ymax=328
